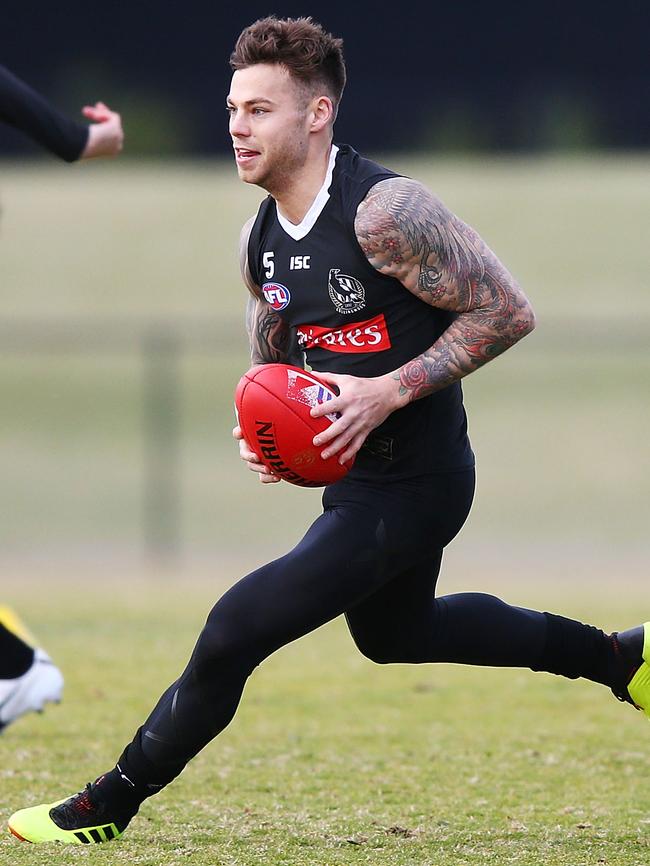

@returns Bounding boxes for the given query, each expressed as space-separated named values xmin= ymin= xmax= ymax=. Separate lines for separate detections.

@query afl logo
xmin=263 ymin=282 xmax=291 ymax=311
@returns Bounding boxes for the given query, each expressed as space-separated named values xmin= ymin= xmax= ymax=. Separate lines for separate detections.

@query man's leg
xmin=347 ymin=552 xmax=545 ymax=666
xmin=339 ymin=468 xmax=644 ymax=696
xmin=116 ymin=502 xmax=393 ymax=794
xmin=346 ymin=553 xmax=641 ymax=699
xmin=346 ymin=467 xmax=542 ymax=666
xmin=8 ymin=482 xmax=418 ymax=843
xmin=10 ymin=469 xmax=646 ymax=843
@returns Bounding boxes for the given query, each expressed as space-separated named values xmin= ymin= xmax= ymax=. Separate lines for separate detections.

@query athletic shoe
xmin=625 ymin=622 xmax=650 ymax=717
xmin=0 ymin=649 xmax=64 ymax=732
xmin=8 ymin=780 xmax=133 ymax=844
xmin=0 ymin=605 xmax=38 ymax=646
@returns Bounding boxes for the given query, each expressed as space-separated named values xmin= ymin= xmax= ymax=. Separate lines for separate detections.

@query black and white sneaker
xmin=0 ymin=648 xmax=63 ymax=732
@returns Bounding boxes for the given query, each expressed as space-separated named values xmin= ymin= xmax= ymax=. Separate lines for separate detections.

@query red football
xmin=235 ymin=364 xmax=354 ymax=487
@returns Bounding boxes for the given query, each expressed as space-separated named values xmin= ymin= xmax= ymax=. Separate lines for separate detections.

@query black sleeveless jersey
xmin=247 ymin=143 xmax=474 ymax=480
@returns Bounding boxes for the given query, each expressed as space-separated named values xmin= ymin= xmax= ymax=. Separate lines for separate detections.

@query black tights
xmin=115 ymin=469 xmax=609 ymax=796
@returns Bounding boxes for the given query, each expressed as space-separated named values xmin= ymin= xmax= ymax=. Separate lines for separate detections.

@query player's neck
xmin=273 ymin=143 xmax=333 ymax=226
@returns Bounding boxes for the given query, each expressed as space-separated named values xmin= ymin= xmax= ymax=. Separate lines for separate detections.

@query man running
xmin=8 ymin=17 xmax=648 ymax=845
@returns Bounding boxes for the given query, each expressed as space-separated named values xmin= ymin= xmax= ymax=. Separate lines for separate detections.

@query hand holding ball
xmin=235 ymin=364 xmax=354 ymax=487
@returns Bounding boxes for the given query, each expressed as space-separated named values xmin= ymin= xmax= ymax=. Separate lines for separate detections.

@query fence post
xmin=142 ymin=327 xmax=182 ymax=563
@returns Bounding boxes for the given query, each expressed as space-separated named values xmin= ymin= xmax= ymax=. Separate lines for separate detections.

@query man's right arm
xmin=245 ymin=296 xmax=303 ymax=366
xmin=239 ymin=218 xmax=303 ymax=367
xmin=236 ymin=219 xmax=301 ymax=484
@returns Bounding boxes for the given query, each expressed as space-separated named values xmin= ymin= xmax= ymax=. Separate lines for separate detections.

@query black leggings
xmin=118 ymin=468 xmax=550 ymax=790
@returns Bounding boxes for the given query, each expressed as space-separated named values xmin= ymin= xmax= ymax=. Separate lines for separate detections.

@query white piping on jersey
xmin=275 ymin=145 xmax=339 ymax=241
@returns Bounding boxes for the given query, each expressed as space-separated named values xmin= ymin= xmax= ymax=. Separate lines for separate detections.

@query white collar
xmin=275 ymin=145 xmax=339 ymax=241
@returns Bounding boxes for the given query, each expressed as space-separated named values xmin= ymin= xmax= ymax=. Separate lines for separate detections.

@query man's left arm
xmin=312 ymin=176 xmax=535 ymax=461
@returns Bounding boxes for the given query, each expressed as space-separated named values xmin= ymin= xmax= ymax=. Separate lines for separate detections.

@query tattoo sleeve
xmin=355 ymin=177 xmax=536 ymax=401
xmin=239 ymin=216 xmax=303 ymax=368
xmin=246 ymin=295 xmax=303 ymax=367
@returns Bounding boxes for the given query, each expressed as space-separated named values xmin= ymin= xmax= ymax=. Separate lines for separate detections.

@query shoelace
xmin=50 ymin=783 xmax=99 ymax=829
xmin=74 ymin=785 xmax=96 ymax=815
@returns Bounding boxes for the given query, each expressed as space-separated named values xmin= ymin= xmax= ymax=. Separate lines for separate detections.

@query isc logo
xmin=262 ymin=282 xmax=291 ymax=311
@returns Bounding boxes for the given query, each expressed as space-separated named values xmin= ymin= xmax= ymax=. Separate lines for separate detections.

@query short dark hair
xmin=230 ymin=17 xmax=346 ymax=112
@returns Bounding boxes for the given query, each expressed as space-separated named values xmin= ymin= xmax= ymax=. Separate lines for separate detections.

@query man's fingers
xmin=241 ymin=444 xmax=259 ymax=462
xmin=233 ymin=423 xmax=280 ymax=482
xmin=321 ymin=439 xmax=347 ymax=460
xmin=338 ymin=432 xmax=367 ymax=464
xmin=82 ymin=106 xmax=111 ymax=122
xmin=310 ymin=398 xmax=343 ymax=419
xmin=309 ymin=370 xmax=346 ymax=417
xmin=235 ymin=427 xmax=257 ymax=460
xmin=319 ymin=424 xmax=359 ymax=460
xmin=235 ymin=426 xmax=265 ymax=463
xmin=313 ymin=415 xmax=349 ymax=448
xmin=321 ymin=427 xmax=366 ymax=464
xmin=258 ymin=471 xmax=281 ymax=484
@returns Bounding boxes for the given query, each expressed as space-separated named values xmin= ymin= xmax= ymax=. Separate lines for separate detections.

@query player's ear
xmin=309 ymin=96 xmax=334 ymax=133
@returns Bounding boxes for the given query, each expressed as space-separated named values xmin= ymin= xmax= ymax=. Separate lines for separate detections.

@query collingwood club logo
xmin=328 ymin=268 xmax=365 ymax=314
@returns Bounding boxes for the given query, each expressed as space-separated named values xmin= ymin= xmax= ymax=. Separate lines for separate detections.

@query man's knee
xmin=192 ymin=608 xmax=259 ymax=679
xmin=351 ymin=633 xmax=405 ymax=665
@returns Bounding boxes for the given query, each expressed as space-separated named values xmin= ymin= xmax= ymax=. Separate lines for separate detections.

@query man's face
xmin=227 ymin=63 xmax=312 ymax=191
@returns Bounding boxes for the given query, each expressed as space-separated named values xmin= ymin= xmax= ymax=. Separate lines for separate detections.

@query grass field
xmin=1 ymin=569 xmax=650 ymax=865
xmin=0 ymin=155 xmax=649 ymax=862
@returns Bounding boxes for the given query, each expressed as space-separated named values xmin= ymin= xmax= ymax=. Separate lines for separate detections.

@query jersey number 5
xmin=263 ymin=251 xmax=274 ymax=279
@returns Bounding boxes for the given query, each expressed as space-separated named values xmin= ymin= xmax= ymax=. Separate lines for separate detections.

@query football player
xmin=9 ymin=18 xmax=648 ymax=844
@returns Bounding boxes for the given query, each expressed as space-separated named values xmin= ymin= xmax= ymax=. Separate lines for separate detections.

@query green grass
xmin=1 ymin=570 xmax=650 ymax=865
xmin=0 ymin=156 xmax=648 ymax=862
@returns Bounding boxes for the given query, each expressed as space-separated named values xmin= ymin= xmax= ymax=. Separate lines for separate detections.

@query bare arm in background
xmin=0 ymin=64 xmax=123 ymax=161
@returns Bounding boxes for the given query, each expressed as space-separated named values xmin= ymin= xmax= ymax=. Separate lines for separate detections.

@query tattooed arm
xmin=245 ymin=296 xmax=303 ymax=366
xmin=311 ymin=178 xmax=535 ymax=462
xmin=355 ymin=176 xmax=535 ymax=399
xmin=239 ymin=217 xmax=303 ymax=367
xmin=236 ymin=218 xmax=302 ymax=483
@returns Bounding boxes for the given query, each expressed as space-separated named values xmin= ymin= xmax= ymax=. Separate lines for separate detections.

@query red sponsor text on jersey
xmin=296 ymin=313 xmax=391 ymax=354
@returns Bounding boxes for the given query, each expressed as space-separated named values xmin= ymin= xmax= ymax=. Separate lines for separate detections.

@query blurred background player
xmin=0 ymin=64 xmax=123 ymax=732
xmin=0 ymin=608 xmax=63 ymax=733
xmin=0 ymin=63 xmax=123 ymax=161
